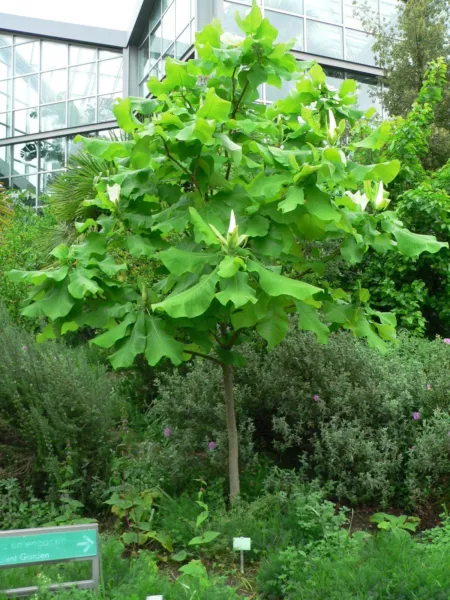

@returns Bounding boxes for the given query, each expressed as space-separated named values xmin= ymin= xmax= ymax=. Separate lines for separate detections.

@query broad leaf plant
xmin=9 ymin=4 xmax=447 ymax=500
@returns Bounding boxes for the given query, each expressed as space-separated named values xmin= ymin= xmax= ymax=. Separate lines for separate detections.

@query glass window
xmin=41 ymin=41 xmax=68 ymax=70
xmin=14 ymin=75 xmax=39 ymax=109
xmin=41 ymin=69 xmax=67 ymax=104
xmin=99 ymin=49 xmax=121 ymax=60
xmin=40 ymin=102 xmax=66 ymax=132
xmin=345 ymin=29 xmax=376 ymax=65
xmin=380 ymin=0 xmax=399 ymax=28
xmin=13 ymin=141 xmax=38 ymax=173
xmin=306 ymin=0 xmax=342 ymax=24
xmin=150 ymin=26 xmax=162 ymax=69
xmin=69 ymin=63 xmax=97 ymax=99
xmin=98 ymin=94 xmax=118 ymax=122
xmin=266 ymin=11 xmax=303 ymax=50
xmin=13 ymin=107 xmax=39 ymax=136
xmin=14 ymin=41 xmax=39 ymax=75
xmin=264 ymin=0 xmax=302 ymax=14
xmin=323 ymin=66 xmax=345 ymax=90
xmin=0 ymin=34 xmax=12 ymax=48
xmin=41 ymin=138 xmax=65 ymax=171
xmin=70 ymin=45 xmax=97 ymax=65
xmin=162 ymin=1 xmax=176 ymax=53
xmin=306 ymin=21 xmax=343 ymax=58
xmin=68 ymin=96 xmax=97 ymax=127
xmin=0 ymin=112 xmax=12 ymax=139
xmin=176 ymin=0 xmax=191 ymax=37
xmin=150 ymin=2 xmax=161 ymax=31
xmin=344 ymin=0 xmax=377 ymax=29
xmin=266 ymin=77 xmax=297 ymax=102
xmin=0 ymin=144 xmax=10 ymax=180
xmin=11 ymin=174 xmax=38 ymax=197
xmin=40 ymin=171 xmax=61 ymax=195
xmin=98 ymin=57 xmax=123 ymax=95
xmin=0 ymin=79 xmax=12 ymax=112
xmin=223 ymin=2 xmax=251 ymax=36
xmin=353 ymin=72 xmax=382 ymax=114
xmin=176 ymin=25 xmax=191 ymax=59
xmin=0 ymin=47 xmax=12 ymax=80
xmin=163 ymin=44 xmax=175 ymax=61
xmin=139 ymin=38 xmax=150 ymax=82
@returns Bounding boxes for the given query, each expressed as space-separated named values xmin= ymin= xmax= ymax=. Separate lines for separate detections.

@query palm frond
xmin=0 ymin=183 xmax=14 ymax=229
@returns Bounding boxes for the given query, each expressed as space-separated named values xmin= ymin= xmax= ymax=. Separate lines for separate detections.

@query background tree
xmin=8 ymin=4 xmax=447 ymax=501
xmin=360 ymin=0 xmax=450 ymax=167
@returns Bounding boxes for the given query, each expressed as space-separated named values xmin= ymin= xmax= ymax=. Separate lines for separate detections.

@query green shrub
xmin=0 ymin=478 xmax=59 ymax=530
xmin=151 ymin=327 xmax=450 ymax=507
xmin=0 ymin=306 xmax=124 ymax=506
xmin=0 ymin=205 xmax=55 ymax=327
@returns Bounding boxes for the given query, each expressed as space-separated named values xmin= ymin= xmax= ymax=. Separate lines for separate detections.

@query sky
xmin=0 ymin=0 xmax=142 ymax=31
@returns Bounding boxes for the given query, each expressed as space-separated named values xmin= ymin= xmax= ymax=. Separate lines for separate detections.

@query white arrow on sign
xmin=77 ymin=535 xmax=95 ymax=553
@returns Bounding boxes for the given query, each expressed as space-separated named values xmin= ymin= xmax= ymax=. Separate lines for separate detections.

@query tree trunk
xmin=222 ymin=363 xmax=240 ymax=502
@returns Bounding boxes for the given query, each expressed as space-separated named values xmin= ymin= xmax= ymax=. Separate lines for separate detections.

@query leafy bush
xmin=0 ymin=204 xmax=55 ymax=327
xmin=0 ymin=478 xmax=59 ymax=530
xmin=151 ymin=327 xmax=450 ymax=507
xmin=0 ymin=305 xmax=124 ymax=506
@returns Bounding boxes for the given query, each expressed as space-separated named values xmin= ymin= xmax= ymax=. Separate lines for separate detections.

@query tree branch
xmin=184 ymin=350 xmax=223 ymax=366
xmin=292 ymin=249 xmax=340 ymax=279
xmin=231 ymin=81 xmax=249 ymax=119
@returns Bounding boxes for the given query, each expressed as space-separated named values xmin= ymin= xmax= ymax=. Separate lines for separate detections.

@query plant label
xmin=146 ymin=597 xmax=164 ymax=600
xmin=233 ymin=537 xmax=251 ymax=551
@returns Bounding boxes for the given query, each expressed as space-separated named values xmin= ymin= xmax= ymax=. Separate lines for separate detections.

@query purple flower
xmin=410 ymin=445 xmax=416 ymax=451
xmin=412 ymin=412 xmax=421 ymax=421
xmin=426 ymin=384 xmax=432 ymax=390
xmin=163 ymin=428 xmax=172 ymax=437
xmin=444 ymin=338 xmax=450 ymax=345
xmin=313 ymin=394 xmax=320 ymax=402
xmin=208 ymin=441 xmax=216 ymax=450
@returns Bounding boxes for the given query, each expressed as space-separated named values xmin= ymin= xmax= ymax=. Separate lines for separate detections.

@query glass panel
xmin=40 ymin=171 xmax=61 ymax=195
xmin=266 ymin=78 xmax=297 ymax=102
xmin=41 ymin=138 xmax=65 ymax=171
xmin=99 ymin=49 xmax=121 ymax=60
xmin=266 ymin=11 xmax=303 ymax=50
xmin=380 ymin=0 xmax=399 ymax=28
xmin=323 ymin=66 xmax=345 ymax=90
xmin=0 ymin=34 xmax=12 ymax=48
xmin=14 ymin=75 xmax=39 ymax=109
xmin=344 ymin=0 xmax=377 ymax=29
xmin=40 ymin=102 xmax=66 ymax=132
xmin=162 ymin=1 xmax=176 ymax=53
xmin=0 ymin=112 xmax=11 ymax=139
xmin=0 ymin=47 xmax=12 ymax=80
xmin=14 ymin=41 xmax=39 ymax=75
xmin=98 ymin=57 xmax=123 ymax=94
xmin=306 ymin=0 xmax=342 ymax=24
xmin=98 ymin=94 xmax=118 ymax=122
xmin=162 ymin=0 xmax=172 ymax=11
xmin=150 ymin=26 xmax=162 ymax=70
xmin=139 ymin=38 xmax=150 ymax=82
xmin=150 ymin=1 xmax=161 ymax=31
xmin=13 ymin=141 xmax=38 ymax=173
xmin=176 ymin=25 xmax=191 ymax=59
xmin=163 ymin=44 xmax=175 ymax=61
xmin=70 ymin=45 xmax=97 ymax=65
xmin=264 ymin=0 xmax=302 ymax=14
xmin=14 ymin=36 xmax=33 ymax=44
xmin=69 ymin=63 xmax=97 ymax=99
xmin=11 ymin=174 xmax=38 ymax=198
xmin=0 ymin=79 xmax=12 ymax=112
xmin=41 ymin=41 xmax=68 ymax=70
xmin=345 ymin=29 xmax=376 ymax=65
xmin=353 ymin=73 xmax=382 ymax=114
xmin=41 ymin=69 xmax=67 ymax=104
xmin=13 ymin=107 xmax=39 ymax=136
xmin=68 ymin=96 xmax=97 ymax=127
xmin=176 ymin=0 xmax=191 ymax=37
xmin=0 ymin=144 xmax=10 ymax=180
xmin=223 ymin=2 xmax=251 ymax=36
xmin=306 ymin=21 xmax=343 ymax=58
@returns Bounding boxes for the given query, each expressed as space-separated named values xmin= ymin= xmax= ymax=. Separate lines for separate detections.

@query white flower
xmin=228 ymin=209 xmax=237 ymax=234
xmin=328 ymin=109 xmax=337 ymax=139
xmin=220 ymin=32 xmax=244 ymax=46
xmin=373 ymin=182 xmax=390 ymax=210
xmin=107 ymin=183 xmax=121 ymax=205
xmin=345 ymin=190 xmax=369 ymax=211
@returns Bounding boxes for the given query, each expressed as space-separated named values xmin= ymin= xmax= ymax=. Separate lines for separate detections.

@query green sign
xmin=0 ymin=529 xmax=97 ymax=567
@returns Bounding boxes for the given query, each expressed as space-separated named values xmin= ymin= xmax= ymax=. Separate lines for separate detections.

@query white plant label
xmin=146 ymin=596 xmax=163 ymax=600
xmin=233 ymin=537 xmax=251 ymax=551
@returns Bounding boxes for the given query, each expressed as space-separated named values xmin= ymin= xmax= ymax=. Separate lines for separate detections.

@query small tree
xmin=9 ymin=5 xmax=447 ymax=500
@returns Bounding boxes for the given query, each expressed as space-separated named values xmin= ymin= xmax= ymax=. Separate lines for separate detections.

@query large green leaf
xmin=391 ymin=226 xmax=448 ymax=258
xmin=256 ymin=300 xmax=289 ymax=349
xmin=159 ymin=247 xmax=219 ymax=275
xmin=351 ymin=160 xmax=401 ymax=184
xmin=278 ymin=186 xmax=305 ymax=213
xmin=197 ymin=88 xmax=231 ymax=121
xmin=127 ymin=235 xmax=157 ymax=258
xmin=74 ymin=136 xmax=133 ymax=160
xmin=216 ymin=271 xmax=257 ymax=308
xmin=248 ymin=260 xmax=322 ymax=301
xmin=113 ymin=97 xmax=144 ymax=133
xmin=305 ymin=186 xmax=341 ymax=222
xmin=91 ymin=313 xmax=137 ymax=349
xmin=354 ymin=122 xmax=391 ymax=150
xmin=297 ymin=301 xmax=329 ymax=344
xmin=110 ymin=313 xmax=147 ymax=369
xmin=68 ymin=269 xmax=101 ymax=299
xmin=189 ymin=207 xmax=221 ymax=246
xmin=8 ymin=267 xmax=69 ymax=286
xmin=41 ymin=281 xmax=76 ymax=320
xmin=144 ymin=316 xmax=184 ymax=366
xmin=152 ymin=269 xmax=219 ymax=318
